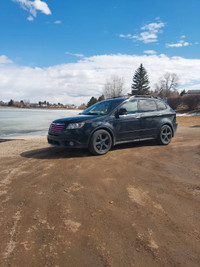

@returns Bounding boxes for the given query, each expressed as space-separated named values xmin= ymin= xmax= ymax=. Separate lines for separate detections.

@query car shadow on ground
xmin=21 ymin=140 xmax=157 ymax=160
xmin=21 ymin=146 xmax=91 ymax=159
xmin=0 ymin=138 xmax=19 ymax=143
xmin=190 ymin=125 xmax=200 ymax=128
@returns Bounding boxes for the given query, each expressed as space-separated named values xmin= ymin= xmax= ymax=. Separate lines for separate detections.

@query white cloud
xmin=65 ymin=52 xmax=84 ymax=57
xmin=33 ymin=0 xmax=51 ymax=14
xmin=141 ymin=22 xmax=165 ymax=32
xmin=166 ymin=40 xmax=191 ymax=48
xmin=13 ymin=0 xmax=51 ymax=20
xmin=119 ymin=34 xmax=132 ymax=38
xmin=27 ymin=15 xmax=34 ymax=21
xmin=0 ymin=54 xmax=200 ymax=105
xmin=54 ymin=20 xmax=62 ymax=24
xmin=144 ymin=50 xmax=157 ymax=55
xmin=0 ymin=55 xmax=13 ymax=64
xmin=133 ymin=32 xmax=158 ymax=43
xmin=120 ymin=21 xmax=165 ymax=43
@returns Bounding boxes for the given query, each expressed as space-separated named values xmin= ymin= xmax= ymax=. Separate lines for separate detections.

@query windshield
xmin=82 ymin=99 xmax=125 ymax=116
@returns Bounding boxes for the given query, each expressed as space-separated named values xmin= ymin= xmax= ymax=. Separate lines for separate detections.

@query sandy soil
xmin=0 ymin=116 xmax=200 ymax=267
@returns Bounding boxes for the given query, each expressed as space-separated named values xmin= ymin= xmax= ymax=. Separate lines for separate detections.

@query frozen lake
xmin=0 ymin=108 xmax=80 ymax=137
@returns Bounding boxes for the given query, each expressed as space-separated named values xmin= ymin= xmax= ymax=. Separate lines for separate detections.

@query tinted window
xmin=138 ymin=100 xmax=157 ymax=112
xmin=120 ymin=100 xmax=138 ymax=114
xmin=82 ymin=99 xmax=124 ymax=115
xmin=157 ymin=100 xmax=167 ymax=110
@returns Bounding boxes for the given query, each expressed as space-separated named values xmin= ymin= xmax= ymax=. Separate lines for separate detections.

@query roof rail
xmin=106 ymin=95 xmax=129 ymax=100
xmin=129 ymin=95 xmax=161 ymax=100
xmin=129 ymin=95 xmax=153 ymax=99
xmin=105 ymin=95 xmax=161 ymax=100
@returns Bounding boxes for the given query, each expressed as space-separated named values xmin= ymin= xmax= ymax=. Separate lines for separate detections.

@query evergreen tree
xmin=180 ymin=89 xmax=186 ymax=96
xmin=8 ymin=99 xmax=14 ymax=106
xmin=87 ymin=96 xmax=98 ymax=108
xmin=98 ymin=95 xmax=105 ymax=102
xmin=131 ymin=64 xmax=150 ymax=95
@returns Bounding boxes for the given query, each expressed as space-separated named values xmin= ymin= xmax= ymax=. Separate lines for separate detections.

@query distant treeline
xmin=0 ymin=99 xmax=86 ymax=110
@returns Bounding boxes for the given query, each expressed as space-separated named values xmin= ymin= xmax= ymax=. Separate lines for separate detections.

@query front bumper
xmin=47 ymin=130 xmax=88 ymax=148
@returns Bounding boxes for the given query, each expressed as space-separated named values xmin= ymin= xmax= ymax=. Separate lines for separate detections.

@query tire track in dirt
xmin=3 ymin=210 xmax=21 ymax=262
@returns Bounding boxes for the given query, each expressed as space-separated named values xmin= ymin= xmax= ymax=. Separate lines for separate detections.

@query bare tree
xmin=154 ymin=72 xmax=179 ymax=98
xmin=23 ymin=99 xmax=30 ymax=107
xmin=103 ymin=75 xmax=124 ymax=99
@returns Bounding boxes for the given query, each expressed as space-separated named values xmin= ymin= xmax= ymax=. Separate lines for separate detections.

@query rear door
xmin=114 ymin=100 xmax=142 ymax=141
xmin=138 ymin=99 xmax=159 ymax=138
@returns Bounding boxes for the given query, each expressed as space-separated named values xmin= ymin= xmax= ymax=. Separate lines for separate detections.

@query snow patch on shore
xmin=177 ymin=112 xmax=200 ymax=117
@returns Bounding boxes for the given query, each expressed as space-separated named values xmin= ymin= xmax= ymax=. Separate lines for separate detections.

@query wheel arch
xmin=88 ymin=127 xmax=115 ymax=147
xmin=158 ymin=121 xmax=174 ymax=137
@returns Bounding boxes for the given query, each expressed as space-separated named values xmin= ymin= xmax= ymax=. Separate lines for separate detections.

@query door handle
xmin=135 ymin=116 xmax=141 ymax=119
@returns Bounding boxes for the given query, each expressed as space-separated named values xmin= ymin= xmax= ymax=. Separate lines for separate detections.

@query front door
xmin=114 ymin=100 xmax=141 ymax=141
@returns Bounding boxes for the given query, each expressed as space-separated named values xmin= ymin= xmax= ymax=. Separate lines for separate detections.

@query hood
xmin=53 ymin=114 xmax=100 ymax=124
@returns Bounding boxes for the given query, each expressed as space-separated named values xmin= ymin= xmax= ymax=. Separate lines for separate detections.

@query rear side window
xmin=120 ymin=100 xmax=138 ymax=114
xmin=138 ymin=100 xmax=157 ymax=112
xmin=156 ymin=100 xmax=167 ymax=110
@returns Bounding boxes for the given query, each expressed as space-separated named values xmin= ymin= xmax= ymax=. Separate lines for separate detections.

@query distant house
xmin=187 ymin=90 xmax=200 ymax=94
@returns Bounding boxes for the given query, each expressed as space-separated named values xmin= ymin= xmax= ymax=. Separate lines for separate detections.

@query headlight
xmin=67 ymin=122 xmax=85 ymax=129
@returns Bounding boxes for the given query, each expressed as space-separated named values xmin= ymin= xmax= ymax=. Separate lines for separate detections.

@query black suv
xmin=48 ymin=96 xmax=178 ymax=155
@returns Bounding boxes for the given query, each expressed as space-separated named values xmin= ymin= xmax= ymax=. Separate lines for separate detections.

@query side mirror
xmin=118 ymin=108 xmax=127 ymax=116
xmin=115 ymin=108 xmax=127 ymax=118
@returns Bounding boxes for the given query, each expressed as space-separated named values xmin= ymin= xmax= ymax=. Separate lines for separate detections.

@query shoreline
xmin=0 ymin=134 xmax=47 ymax=142
xmin=0 ymin=131 xmax=47 ymax=140
xmin=0 ymin=106 xmax=82 ymax=110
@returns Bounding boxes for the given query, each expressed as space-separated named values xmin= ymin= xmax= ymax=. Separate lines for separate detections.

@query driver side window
xmin=120 ymin=100 xmax=138 ymax=114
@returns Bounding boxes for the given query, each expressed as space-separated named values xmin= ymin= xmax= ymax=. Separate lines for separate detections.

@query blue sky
xmin=0 ymin=0 xmax=200 ymax=104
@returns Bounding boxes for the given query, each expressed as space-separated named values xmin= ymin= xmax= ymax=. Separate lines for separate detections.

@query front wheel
xmin=157 ymin=125 xmax=172 ymax=145
xmin=89 ymin=130 xmax=112 ymax=155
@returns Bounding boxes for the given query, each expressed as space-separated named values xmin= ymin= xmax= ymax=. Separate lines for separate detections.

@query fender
xmin=88 ymin=125 xmax=116 ymax=146
xmin=157 ymin=117 xmax=174 ymax=137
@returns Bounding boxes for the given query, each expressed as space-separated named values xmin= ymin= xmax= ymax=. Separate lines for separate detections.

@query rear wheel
xmin=157 ymin=125 xmax=172 ymax=145
xmin=89 ymin=129 xmax=112 ymax=155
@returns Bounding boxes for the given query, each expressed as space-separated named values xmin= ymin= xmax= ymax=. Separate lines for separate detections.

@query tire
xmin=89 ymin=129 xmax=112 ymax=155
xmin=157 ymin=124 xmax=172 ymax=145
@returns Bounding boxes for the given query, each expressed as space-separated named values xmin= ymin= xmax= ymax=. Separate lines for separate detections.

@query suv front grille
xmin=50 ymin=123 xmax=65 ymax=131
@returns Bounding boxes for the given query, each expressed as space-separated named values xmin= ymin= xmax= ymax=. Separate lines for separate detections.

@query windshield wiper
xmin=83 ymin=112 xmax=99 ymax=115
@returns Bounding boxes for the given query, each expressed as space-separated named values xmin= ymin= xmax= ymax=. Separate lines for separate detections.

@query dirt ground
xmin=0 ymin=116 xmax=200 ymax=267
